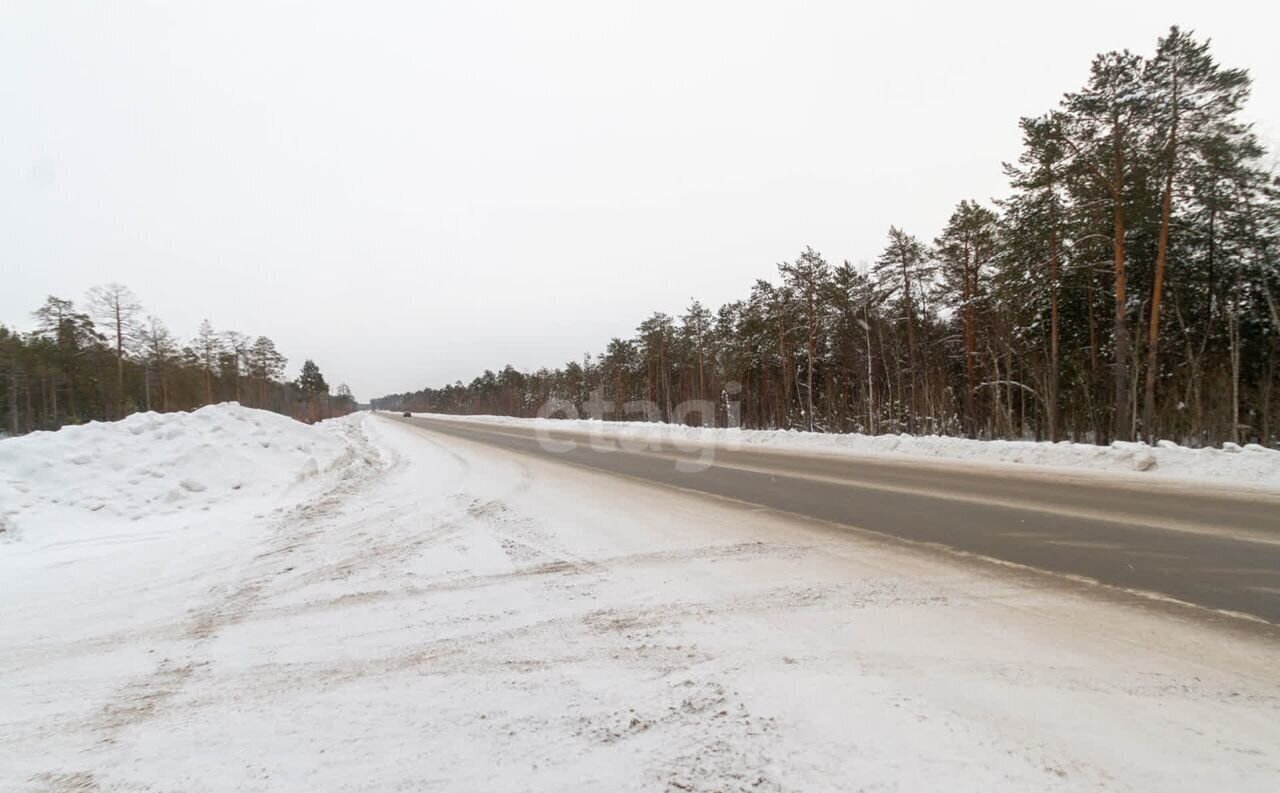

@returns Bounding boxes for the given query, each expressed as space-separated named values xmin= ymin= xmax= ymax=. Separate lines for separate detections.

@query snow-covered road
xmin=4 ymin=412 xmax=1279 ymax=792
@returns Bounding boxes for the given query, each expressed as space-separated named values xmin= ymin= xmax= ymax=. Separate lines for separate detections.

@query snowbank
xmin=0 ymin=403 xmax=347 ymax=541
xmin=410 ymin=413 xmax=1280 ymax=491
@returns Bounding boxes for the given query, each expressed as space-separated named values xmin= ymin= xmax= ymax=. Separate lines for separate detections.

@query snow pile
xmin=0 ymin=403 xmax=347 ymax=541
xmin=413 ymin=413 xmax=1280 ymax=490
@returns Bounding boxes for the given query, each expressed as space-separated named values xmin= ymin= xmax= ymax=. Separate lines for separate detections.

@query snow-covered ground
xmin=2 ymin=407 xmax=1279 ymax=791
xmin=411 ymin=412 xmax=1280 ymax=491
xmin=0 ymin=404 xmax=348 ymax=543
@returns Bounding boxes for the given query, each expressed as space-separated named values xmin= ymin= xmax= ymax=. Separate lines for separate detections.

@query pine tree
xmin=636 ymin=314 xmax=674 ymax=421
xmin=222 ymin=331 xmax=250 ymax=403
xmin=142 ymin=316 xmax=177 ymax=411
xmin=86 ymin=283 xmax=142 ymax=418
xmin=1140 ymin=27 xmax=1254 ymax=440
xmin=872 ymin=227 xmax=933 ymax=432
xmin=249 ymin=336 xmax=287 ymax=409
xmin=31 ymin=296 xmax=97 ymax=423
xmin=1001 ymin=115 xmax=1071 ymax=441
xmin=680 ymin=300 xmax=713 ymax=406
xmin=297 ymin=359 xmax=328 ymax=394
xmin=296 ymin=359 xmax=329 ymax=422
xmin=195 ymin=320 xmax=222 ymax=405
xmin=1060 ymin=51 xmax=1147 ymax=441
xmin=780 ymin=247 xmax=832 ymax=431
xmin=935 ymin=202 xmax=999 ymax=436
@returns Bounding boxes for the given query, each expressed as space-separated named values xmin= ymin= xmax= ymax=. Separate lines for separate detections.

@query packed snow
xmin=2 ymin=408 xmax=1278 ymax=792
xmin=0 ymin=403 xmax=346 ymax=543
xmin=410 ymin=412 xmax=1280 ymax=491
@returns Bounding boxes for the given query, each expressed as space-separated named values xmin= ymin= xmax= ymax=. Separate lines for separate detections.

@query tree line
xmin=1 ymin=283 xmax=356 ymax=436
xmin=375 ymin=28 xmax=1279 ymax=447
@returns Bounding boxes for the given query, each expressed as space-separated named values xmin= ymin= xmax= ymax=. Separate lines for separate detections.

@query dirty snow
xmin=411 ymin=412 xmax=1280 ymax=491
xmin=2 ymin=409 xmax=1278 ymax=792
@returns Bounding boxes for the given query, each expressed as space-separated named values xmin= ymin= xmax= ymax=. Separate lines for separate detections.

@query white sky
xmin=3 ymin=1 xmax=1277 ymax=400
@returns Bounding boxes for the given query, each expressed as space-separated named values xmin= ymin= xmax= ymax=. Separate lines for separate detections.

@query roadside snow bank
xmin=411 ymin=413 xmax=1280 ymax=490
xmin=0 ymin=403 xmax=347 ymax=541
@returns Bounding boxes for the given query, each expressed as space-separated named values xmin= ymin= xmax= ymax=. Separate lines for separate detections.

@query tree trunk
xmin=1143 ymin=149 xmax=1177 ymax=440
xmin=660 ymin=333 xmax=671 ymax=423
xmin=963 ymin=242 xmax=977 ymax=437
xmin=865 ymin=302 xmax=876 ymax=435
xmin=697 ymin=336 xmax=705 ymax=404
xmin=114 ymin=303 xmax=125 ymax=419
xmin=66 ymin=360 xmax=78 ymax=423
xmin=1262 ymin=341 xmax=1275 ymax=442
xmin=1112 ymin=188 xmax=1131 ymax=442
xmin=1048 ymin=228 xmax=1061 ymax=442
xmin=8 ymin=351 xmax=19 ymax=436
xmin=1228 ymin=293 xmax=1242 ymax=445
xmin=901 ymin=259 xmax=917 ymax=433
xmin=806 ymin=292 xmax=816 ymax=432
xmin=25 ymin=373 xmax=35 ymax=433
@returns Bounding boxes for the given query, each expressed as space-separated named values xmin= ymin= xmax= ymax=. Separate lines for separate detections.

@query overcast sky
xmin=3 ymin=1 xmax=1277 ymax=400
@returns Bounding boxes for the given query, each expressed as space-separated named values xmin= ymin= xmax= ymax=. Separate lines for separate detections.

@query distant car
xmin=402 ymin=411 xmax=412 ymax=418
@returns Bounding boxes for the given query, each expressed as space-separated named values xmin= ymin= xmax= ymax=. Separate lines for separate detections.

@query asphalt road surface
xmin=388 ymin=414 xmax=1280 ymax=626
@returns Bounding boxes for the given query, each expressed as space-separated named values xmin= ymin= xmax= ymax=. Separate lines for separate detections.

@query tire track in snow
xmin=38 ymin=419 xmax=388 ymax=768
